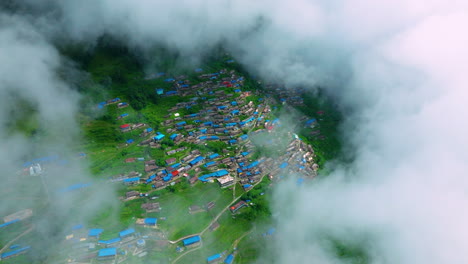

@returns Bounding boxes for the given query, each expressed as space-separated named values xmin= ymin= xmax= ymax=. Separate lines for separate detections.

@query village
xmin=0 ymin=62 xmax=324 ymax=264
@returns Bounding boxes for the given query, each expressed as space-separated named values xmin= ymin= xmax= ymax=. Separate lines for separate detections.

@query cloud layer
xmin=3 ymin=0 xmax=468 ymax=263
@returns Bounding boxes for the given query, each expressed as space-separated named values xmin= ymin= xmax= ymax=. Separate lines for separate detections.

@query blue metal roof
xmin=279 ymin=162 xmax=288 ymax=169
xmin=176 ymin=121 xmax=186 ymax=126
xmin=154 ymin=134 xmax=165 ymax=140
xmin=0 ymin=219 xmax=19 ymax=228
xmin=98 ymin=248 xmax=117 ymax=257
xmin=306 ymin=118 xmax=317 ymax=125
xmin=144 ymin=218 xmax=157 ymax=225
xmin=123 ymin=177 xmax=140 ymax=183
xmin=163 ymin=175 xmax=172 ymax=182
xmin=199 ymin=170 xmax=229 ymax=182
xmin=183 ymin=236 xmax=201 ymax=246
xmin=119 ymin=228 xmax=135 ymax=237
xmin=1 ymin=246 xmax=30 ymax=259
xmin=204 ymin=161 xmax=216 ymax=167
xmin=208 ymin=153 xmax=219 ymax=159
xmin=126 ymin=139 xmax=134 ymax=144
xmin=88 ymin=228 xmax=104 ymax=237
xmin=170 ymin=134 xmax=178 ymax=140
xmin=98 ymin=237 xmax=121 ymax=244
xmin=207 ymin=253 xmax=222 ymax=262
xmin=224 ymin=254 xmax=234 ymax=264
xmin=189 ymin=156 xmax=205 ymax=165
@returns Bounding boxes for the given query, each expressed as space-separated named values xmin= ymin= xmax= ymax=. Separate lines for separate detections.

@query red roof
xmin=171 ymin=170 xmax=179 ymax=176
xmin=120 ymin=124 xmax=130 ymax=128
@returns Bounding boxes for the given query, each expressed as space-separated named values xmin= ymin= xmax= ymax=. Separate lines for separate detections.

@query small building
xmin=97 ymin=248 xmax=117 ymax=260
xmin=119 ymin=228 xmax=135 ymax=238
xmin=126 ymin=191 xmax=140 ymax=199
xmin=141 ymin=202 xmax=160 ymax=213
xmin=88 ymin=228 xmax=104 ymax=238
xmin=98 ymin=238 xmax=121 ymax=247
xmin=217 ymin=176 xmax=235 ymax=188
xmin=166 ymin=158 xmax=177 ymax=165
xmin=125 ymin=158 xmax=136 ymax=163
xmin=145 ymin=165 xmax=158 ymax=173
xmin=120 ymin=124 xmax=131 ymax=131
xmin=137 ymin=239 xmax=146 ymax=247
xmin=123 ymin=177 xmax=140 ymax=185
xmin=206 ymin=201 xmax=215 ymax=211
xmin=154 ymin=134 xmax=165 ymax=141
xmin=207 ymin=253 xmax=223 ymax=263
xmin=144 ymin=218 xmax=157 ymax=226
xmin=183 ymin=236 xmax=201 ymax=247
xmin=224 ymin=254 xmax=235 ymax=264
xmin=3 ymin=209 xmax=32 ymax=222
xmin=230 ymin=200 xmax=247 ymax=213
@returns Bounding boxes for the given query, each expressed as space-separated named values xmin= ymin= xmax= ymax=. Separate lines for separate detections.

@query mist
xmin=2 ymin=0 xmax=468 ymax=263
xmin=0 ymin=9 xmax=117 ymax=262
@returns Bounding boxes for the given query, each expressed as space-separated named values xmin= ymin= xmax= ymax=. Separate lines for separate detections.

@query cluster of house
xmin=110 ymin=66 xmax=322 ymax=197
xmin=65 ymin=224 xmax=165 ymax=262
xmin=266 ymin=136 xmax=319 ymax=181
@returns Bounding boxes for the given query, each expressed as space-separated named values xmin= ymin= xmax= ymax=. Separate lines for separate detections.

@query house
xmin=120 ymin=124 xmax=131 ymax=132
xmin=183 ymin=236 xmax=201 ymax=247
xmin=188 ymin=156 xmax=205 ymax=166
xmin=166 ymin=158 xmax=177 ymax=165
xmin=125 ymin=157 xmax=136 ymax=163
xmin=98 ymin=238 xmax=121 ymax=247
xmin=224 ymin=254 xmax=235 ymax=264
xmin=126 ymin=191 xmax=140 ymax=199
xmin=97 ymin=248 xmax=117 ymax=260
xmin=145 ymin=165 xmax=158 ymax=173
xmin=230 ymin=200 xmax=247 ymax=213
xmin=144 ymin=218 xmax=157 ymax=226
xmin=3 ymin=209 xmax=32 ymax=222
xmin=123 ymin=177 xmax=140 ymax=185
xmin=207 ymin=253 xmax=223 ymax=264
xmin=206 ymin=201 xmax=215 ymax=211
xmin=217 ymin=175 xmax=235 ymax=187
xmin=204 ymin=161 xmax=217 ymax=168
xmin=119 ymin=228 xmax=135 ymax=238
xmin=117 ymin=102 xmax=128 ymax=108
xmin=88 ymin=228 xmax=104 ymax=238
xmin=145 ymin=160 xmax=156 ymax=166
xmin=154 ymin=134 xmax=165 ymax=141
